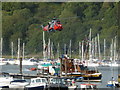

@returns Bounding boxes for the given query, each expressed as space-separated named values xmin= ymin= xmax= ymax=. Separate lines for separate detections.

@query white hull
xmin=14 ymin=59 xmax=37 ymax=65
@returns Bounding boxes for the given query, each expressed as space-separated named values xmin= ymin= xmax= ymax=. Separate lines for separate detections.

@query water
xmin=0 ymin=65 xmax=119 ymax=89
xmin=76 ymin=66 xmax=119 ymax=89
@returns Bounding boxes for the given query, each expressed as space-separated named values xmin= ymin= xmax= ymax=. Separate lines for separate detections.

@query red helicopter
xmin=41 ymin=18 xmax=63 ymax=32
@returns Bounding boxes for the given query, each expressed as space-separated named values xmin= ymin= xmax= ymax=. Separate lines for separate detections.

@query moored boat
xmin=80 ymin=83 xmax=97 ymax=89
xmin=9 ymin=79 xmax=29 ymax=88
xmin=59 ymin=56 xmax=102 ymax=80
xmin=25 ymin=77 xmax=48 ymax=90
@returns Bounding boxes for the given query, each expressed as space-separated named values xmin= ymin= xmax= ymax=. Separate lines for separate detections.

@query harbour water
xmin=0 ymin=64 xmax=119 ymax=89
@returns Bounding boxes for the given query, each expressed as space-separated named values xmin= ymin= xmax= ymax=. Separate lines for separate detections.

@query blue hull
xmin=106 ymin=84 xmax=115 ymax=87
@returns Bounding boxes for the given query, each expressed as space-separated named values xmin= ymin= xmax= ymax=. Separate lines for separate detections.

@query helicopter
xmin=41 ymin=18 xmax=63 ymax=32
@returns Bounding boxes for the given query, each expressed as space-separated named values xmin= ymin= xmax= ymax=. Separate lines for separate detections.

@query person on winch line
xmin=48 ymin=18 xmax=57 ymax=30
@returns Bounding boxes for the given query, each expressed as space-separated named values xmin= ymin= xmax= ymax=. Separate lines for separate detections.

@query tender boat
xmin=107 ymin=80 xmax=119 ymax=87
xmin=25 ymin=77 xmax=48 ymax=90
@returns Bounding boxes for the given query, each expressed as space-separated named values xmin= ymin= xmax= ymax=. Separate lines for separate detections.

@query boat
xmin=48 ymin=77 xmax=68 ymax=90
xmin=0 ymin=58 xmax=8 ymax=65
xmin=14 ymin=58 xmax=38 ymax=65
xmin=59 ymin=56 xmax=102 ymax=80
xmin=106 ymin=77 xmax=119 ymax=87
xmin=80 ymin=83 xmax=97 ymax=89
xmin=0 ymin=72 xmax=14 ymax=89
xmin=25 ymin=77 xmax=48 ymax=90
xmin=37 ymin=61 xmax=60 ymax=75
xmin=9 ymin=79 xmax=29 ymax=88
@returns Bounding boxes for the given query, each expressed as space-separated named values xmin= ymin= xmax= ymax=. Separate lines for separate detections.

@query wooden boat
xmin=59 ymin=56 xmax=102 ymax=80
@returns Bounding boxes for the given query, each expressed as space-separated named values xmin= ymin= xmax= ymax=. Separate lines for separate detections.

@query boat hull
xmin=67 ymin=73 xmax=102 ymax=80
xmin=25 ymin=86 xmax=44 ymax=90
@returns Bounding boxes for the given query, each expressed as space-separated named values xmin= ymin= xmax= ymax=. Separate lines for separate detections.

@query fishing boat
xmin=25 ymin=77 xmax=48 ymax=90
xmin=59 ymin=55 xmax=102 ymax=80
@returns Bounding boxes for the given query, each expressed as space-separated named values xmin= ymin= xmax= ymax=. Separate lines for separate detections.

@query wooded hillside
xmin=2 ymin=2 xmax=119 ymax=57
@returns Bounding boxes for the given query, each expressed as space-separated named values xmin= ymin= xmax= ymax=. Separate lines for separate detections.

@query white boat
xmin=25 ymin=77 xmax=48 ymax=90
xmin=0 ymin=58 xmax=8 ymax=65
xmin=9 ymin=79 xmax=29 ymax=88
xmin=14 ymin=58 xmax=38 ymax=65
xmin=0 ymin=74 xmax=13 ymax=84
xmin=107 ymin=80 xmax=119 ymax=87
xmin=6 ymin=59 xmax=16 ymax=65
xmin=0 ymin=73 xmax=13 ymax=89
xmin=80 ymin=83 xmax=97 ymax=89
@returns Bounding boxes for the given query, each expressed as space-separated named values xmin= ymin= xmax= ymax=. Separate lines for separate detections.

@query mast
xmin=114 ymin=36 xmax=116 ymax=61
xmin=0 ymin=37 xmax=2 ymax=58
xmin=51 ymin=42 xmax=54 ymax=59
xmin=79 ymin=42 xmax=81 ymax=60
xmin=110 ymin=39 xmax=113 ymax=61
xmin=97 ymin=34 xmax=101 ymax=60
xmin=48 ymin=38 xmax=51 ymax=59
xmin=81 ymin=41 xmax=84 ymax=61
xmin=95 ymin=37 xmax=97 ymax=59
xmin=43 ymin=31 xmax=46 ymax=61
xmin=104 ymin=39 xmax=106 ymax=60
xmin=11 ymin=42 xmax=14 ymax=59
xmin=92 ymin=38 xmax=94 ymax=59
xmin=69 ymin=40 xmax=72 ymax=58
xmin=89 ymin=28 xmax=92 ymax=61
xmin=17 ymin=38 xmax=20 ymax=60
xmin=22 ymin=43 xmax=25 ymax=60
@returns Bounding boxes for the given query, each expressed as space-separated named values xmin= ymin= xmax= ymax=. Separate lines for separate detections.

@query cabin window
xmin=42 ymin=79 xmax=46 ymax=83
xmin=36 ymin=79 xmax=41 ymax=83
xmin=32 ymin=80 xmax=35 ymax=83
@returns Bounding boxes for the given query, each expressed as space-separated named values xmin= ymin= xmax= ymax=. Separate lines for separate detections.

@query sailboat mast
xmin=95 ymin=37 xmax=97 ymax=59
xmin=97 ymin=34 xmax=101 ymax=60
xmin=11 ymin=42 xmax=14 ymax=59
xmin=43 ymin=31 xmax=46 ymax=61
xmin=0 ymin=37 xmax=2 ymax=58
xmin=104 ymin=39 xmax=106 ymax=60
xmin=48 ymin=38 xmax=51 ymax=59
xmin=79 ymin=42 xmax=81 ymax=60
xmin=82 ymin=41 xmax=84 ymax=61
xmin=114 ymin=36 xmax=116 ymax=61
xmin=17 ymin=38 xmax=20 ymax=60
xmin=22 ymin=43 xmax=25 ymax=60
xmin=89 ymin=28 xmax=92 ymax=61
xmin=69 ymin=40 xmax=72 ymax=58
